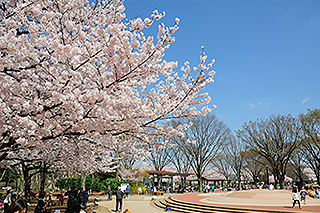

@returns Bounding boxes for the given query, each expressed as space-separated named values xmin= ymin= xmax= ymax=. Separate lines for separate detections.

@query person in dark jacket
xmin=80 ymin=188 xmax=89 ymax=209
xmin=34 ymin=191 xmax=47 ymax=213
xmin=296 ymin=178 xmax=303 ymax=192
xmin=66 ymin=187 xmax=81 ymax=213
xmin=115 ymin=187 xmax=124 ymax=213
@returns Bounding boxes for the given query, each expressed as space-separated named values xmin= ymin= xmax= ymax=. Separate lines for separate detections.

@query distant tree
xmin=169 ymin=138 xmax=192 ymax=174
xmin=146 ymin=136 xmax=173 ymax=171
xmin=213 ymin=153 xmax=233 ymax=182
xmin=299 ymin=109 xmax=320 ymax=184
xmin=239 ymin=114 xmax=300 ymax=189
xmin=241 ymin=150 xmax=265 ymax=185
xmin=223 ymin=136 xmax=246 ymax=188
xmin=288 ymin=147 xmax=307 ymax=184
xmin=176 ymin=115 xmax=231 ymax=191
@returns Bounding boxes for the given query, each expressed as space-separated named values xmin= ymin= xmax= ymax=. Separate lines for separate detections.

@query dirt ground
xmin=27 ymin=202 xmax=109 ymax=213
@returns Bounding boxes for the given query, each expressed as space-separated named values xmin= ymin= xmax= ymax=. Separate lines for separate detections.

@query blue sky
xmin=123 ymin=0 xmax=320 ymax=131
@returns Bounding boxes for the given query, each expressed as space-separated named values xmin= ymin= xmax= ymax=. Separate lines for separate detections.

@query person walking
xmin=292 ymin=188 xmax=301 ymax=209
xmin=300 ymin=186 xmax=308 ymax=205
xmin=296 ymin=178 xmax=303 ymax=192
xmin=4 ymin=187 xmax=12 ymax=213
xmin=124 ymin=185 xmax=129 ymax=198
xmin=108 ymin=186 xmax=112 ymax=201
xmin=115 ymin=187 xmax=124 ymax=213
xmin=314 ymin=187 xmax=319 ymax=199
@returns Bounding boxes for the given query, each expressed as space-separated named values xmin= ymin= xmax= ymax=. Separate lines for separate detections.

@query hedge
xmin=55 ymin=177 xmax=122 ymax=192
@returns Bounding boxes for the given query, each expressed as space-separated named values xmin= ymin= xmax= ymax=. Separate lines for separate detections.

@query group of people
xmin=30 ymin=187 xmax=90 ymax=213
xmin=64 ymin=187 xmax=90 ymax=213
xmin=3 ymin=187 xmax=27 ymax=213
xmin=291 ymin=186 xmax=308 ymax=209
xmin=291 ymin=178 xmax=319 ymax=209
xmin=2 ymin=186 xmax=90 ymax=213
xmin=34 ymin=187 xmax=90 ymax=213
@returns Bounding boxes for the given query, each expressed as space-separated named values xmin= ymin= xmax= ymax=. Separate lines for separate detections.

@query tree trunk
xmin=22 ymin=163 xmax=31 ymax=201
xmin=91 ymin=173 xmax=94 ymax=193
xmin=279 ymin=174 xmax=285 ymax=189
xmin=40 ymin=165 xmax=47 ymax=191
xmin=238 ymin=177 xmax=242 ymax=190
xmin=0 ymin=170 xmax=5 ymax=181
xmin=81 ymin=171 xmax=86 ymax=190
xmin=197 ymin=175 xmax=202 ymax=192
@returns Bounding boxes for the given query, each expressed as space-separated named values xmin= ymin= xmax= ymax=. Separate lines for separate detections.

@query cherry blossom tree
xmin=0 ymin=0 xmax=216 ymax=180
xmin=1 ymin=137 xmax=115 ymax=198
xmin=146 ymin=136 xmax=173 ymax=171
xmin=118 ymin=168 xmax=140 ymax=183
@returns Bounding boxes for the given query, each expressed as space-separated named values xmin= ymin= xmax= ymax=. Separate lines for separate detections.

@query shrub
xmin=55 ymin=176 xmax=123 ymax=192
xmin=102 ymin=178 xmax=122 ymax=192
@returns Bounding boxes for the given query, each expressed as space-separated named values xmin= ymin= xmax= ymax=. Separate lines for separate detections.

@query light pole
xmin=266 ymin=165 xmax=269 ymax=186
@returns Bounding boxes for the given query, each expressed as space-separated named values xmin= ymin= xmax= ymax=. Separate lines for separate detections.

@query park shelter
xmin=201 ymin=176 xmax=226 ymax=187
xmin=186 ymin=176 xmax=226 ymax=187
xmin=146 ymin=170 xmax=194 ymax=190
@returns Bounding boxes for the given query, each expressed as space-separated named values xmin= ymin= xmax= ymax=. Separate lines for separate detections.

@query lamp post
xmin=266 ymin=165 xmax=269 ymax=186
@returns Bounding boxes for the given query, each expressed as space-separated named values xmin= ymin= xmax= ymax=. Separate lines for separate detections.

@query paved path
xmin=98 ymin=195 xmax=165 ymax=213
xmin=175 ymin=189 xmax=320 ymax=212
xmin=93 ymin=190 xmax=320 ymax=213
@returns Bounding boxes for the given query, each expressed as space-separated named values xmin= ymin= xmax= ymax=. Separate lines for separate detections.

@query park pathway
xmin=99 ymin=195 xmax=164 ymax=213
xmin=95 ymin=190 xmax=320 ymax=213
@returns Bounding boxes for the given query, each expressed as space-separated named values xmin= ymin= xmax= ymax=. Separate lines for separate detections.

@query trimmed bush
xmin=55 ymin=177 xmax=122 ymax=192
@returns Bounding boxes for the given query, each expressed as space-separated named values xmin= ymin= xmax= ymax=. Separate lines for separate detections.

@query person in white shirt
xmin=269 ymin=184 xmax=274 ymax=190
xmin=292 ymin=188 xmax=301 ymax=209
xmin=137 ymin=186 xmax=142 ymax=195
xmin=4 ymin=187 xmax=12 ymax=213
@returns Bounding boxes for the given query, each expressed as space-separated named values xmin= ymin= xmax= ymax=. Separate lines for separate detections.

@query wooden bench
xmin=46 ymin=205 xmax=68 ymax=213
xmin=155 ymin=191 xmax=165 ymax=195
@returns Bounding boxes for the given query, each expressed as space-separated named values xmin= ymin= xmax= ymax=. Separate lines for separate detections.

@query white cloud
xmin=301 ymin=98 xmax=309 ymax=104
xmin=248 ymin=102 xmax=255 ymax=108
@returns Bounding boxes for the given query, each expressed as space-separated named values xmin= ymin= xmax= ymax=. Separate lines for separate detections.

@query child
xmin=300 ymin=186 xmax=307 ymax=205
xmin=314 ymin=188 xmax=319 ymax=199
xmin=292 ymin=188 xmax=301 ymax=209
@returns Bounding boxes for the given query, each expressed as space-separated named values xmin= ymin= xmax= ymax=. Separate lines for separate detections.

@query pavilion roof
xmin=202 ymin=176 xmax=226 ymax=181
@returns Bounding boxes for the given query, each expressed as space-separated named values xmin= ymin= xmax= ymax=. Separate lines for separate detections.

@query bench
xmin=155 ymin=191 xmax=165 ymax=195
xmin=46 ymin=205 xmax=68 ymax=213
